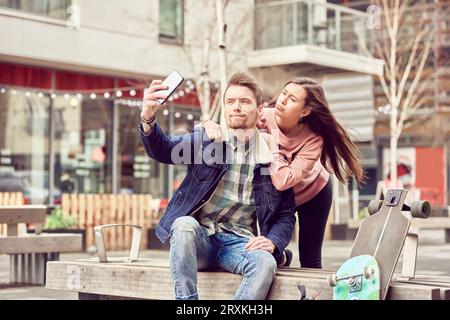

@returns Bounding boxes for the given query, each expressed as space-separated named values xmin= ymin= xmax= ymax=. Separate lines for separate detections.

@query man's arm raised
xmin=139 ymin=80 xmax=201 ymax=165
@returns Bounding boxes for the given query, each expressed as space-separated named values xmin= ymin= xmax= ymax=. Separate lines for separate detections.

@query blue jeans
xmin=169 ymin=216 xmax=277 ymax=300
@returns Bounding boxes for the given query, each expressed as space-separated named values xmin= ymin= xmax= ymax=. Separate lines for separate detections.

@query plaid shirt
xmin=195 ymin=134 xmax=259 ymax=238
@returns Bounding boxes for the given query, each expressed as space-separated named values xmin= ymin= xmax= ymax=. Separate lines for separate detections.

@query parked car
xmin=0 ymin=172 xmax=61 ymax=204
xmin=0 ymin=172 xmax=36 ymax=203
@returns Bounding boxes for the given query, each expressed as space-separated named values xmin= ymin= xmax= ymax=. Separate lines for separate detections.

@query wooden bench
xmin=45 ymin=222 xmax=450 ymax=300
xmin=410 ymin=217 xmax=450 ymax=243
xmin=45 ymin=258 xmax=450 ymax=300
xmin=348 ymin=217 xmax=450 ymax=243
xmin=0 ymin=205 xmax=83 ymax=285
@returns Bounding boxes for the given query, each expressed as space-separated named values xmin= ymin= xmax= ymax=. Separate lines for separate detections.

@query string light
xmin=163 ymin=110 xmax=169 ymax=116
xmin=175 ymin=112 xmax=181 ymax=118
xmin=376 ymin=105 xmax=391 ymax=115
xmin=187 ymin=114 xmax=194 ymax=120
xmin=70 ymin=98 xmax=78 ymax=107
xmin=0 ymin=81 xmax=201 ymax=108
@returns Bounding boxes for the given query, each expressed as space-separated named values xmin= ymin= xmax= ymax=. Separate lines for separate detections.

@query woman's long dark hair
xmin=279 ymin=77 xmax=365 ymax=186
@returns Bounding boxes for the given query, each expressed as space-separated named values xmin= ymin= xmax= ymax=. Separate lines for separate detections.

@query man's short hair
xmin=224 ymin=72 xmax=263 ymax=106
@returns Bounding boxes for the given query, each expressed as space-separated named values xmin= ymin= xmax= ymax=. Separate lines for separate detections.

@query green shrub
xmin=358 ymin=207 xmax=369 ymax=220
xmin=44 ymin=207 xmax=77 ymax=230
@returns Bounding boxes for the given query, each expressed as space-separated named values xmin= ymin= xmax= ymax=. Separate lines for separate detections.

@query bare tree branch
xmin=209 ymin=90 xmax=221 ymax=122
xmin=378 ymin=70 xmax=392 ymax=103
xmin=398 ymin=95 xmax=428 ymax=134
xmin=375 ymin=0 xmax=436 ymax=185
xmin=381 ymin=0 xmax=394 ymax=38
xmin=396 ymin=27 xmax=427 ymax=104
xmin=399 ymin=33 xmax=433 ymax=121
xmin=375 ymin=40 xmax=391 ymax=72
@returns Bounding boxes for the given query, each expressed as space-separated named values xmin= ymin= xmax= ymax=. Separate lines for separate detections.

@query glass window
xmin=52 ymin=95 xmax=113 ymax=198
xmin=118 ymin=104 xmax=200 ymax=199
xmin=170 ymin=107 xmax=198 ymax=197
xmin=0 ymin=0 xmax=71 ymax=20
xmin=0 ymin=91 xmax=50 ymax=204
xmin=118 ymin=105 xmax=167 ymax=198
xmin=159 ymin=0 xmax=184 ymax=44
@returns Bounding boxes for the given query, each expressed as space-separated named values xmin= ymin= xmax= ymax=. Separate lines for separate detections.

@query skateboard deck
xmin=332 ymin=255 xmax=380 ymax=300
xmin=350 ymin=189 xmax=410 ymax=300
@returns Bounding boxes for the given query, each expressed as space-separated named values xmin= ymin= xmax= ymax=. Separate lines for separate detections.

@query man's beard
xmin=227 ymin=116 xmax=257 ymax=130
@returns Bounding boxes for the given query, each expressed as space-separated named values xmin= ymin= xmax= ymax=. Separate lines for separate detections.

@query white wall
xmin=0 ymin=0 xmax=253 ymax=80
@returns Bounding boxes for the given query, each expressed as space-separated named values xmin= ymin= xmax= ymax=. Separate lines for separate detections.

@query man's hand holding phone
xmin=141 ymin=71 xmax=184 ymax=134
xmin=141 ymin=80 xmax=168 ymax=122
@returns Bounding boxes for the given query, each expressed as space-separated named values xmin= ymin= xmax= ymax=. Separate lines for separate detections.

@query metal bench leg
xmin=34 ymin=253 xmax=46 ymax=285
xmin=18 ymin=254 xmax=25 ymax=284
xmin=445 ymin=229 xmax=450 ymax=244
xmin=9 ymin=253 xmax=55 ymax=285
xmin=10 ymin=255 xmax=18 ymax=283
xmin=78 ymin=293 xmax=101 ymax=300
xmin=24 ymin=253 xmax=31 ymax=284
xmin=401 ymin=232 xmax=419 ymax=279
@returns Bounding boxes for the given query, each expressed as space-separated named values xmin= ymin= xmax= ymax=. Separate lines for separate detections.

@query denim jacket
xmin=140 ymin=122 xmax=296 ymax=261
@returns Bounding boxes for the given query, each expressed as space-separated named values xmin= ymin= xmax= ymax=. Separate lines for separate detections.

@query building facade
xmin=5 ymin=0 xmax=443 ymax=222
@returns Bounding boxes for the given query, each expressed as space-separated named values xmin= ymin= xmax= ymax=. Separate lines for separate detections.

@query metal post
xmin=112 ymin=98 xmax=119 ymax=194
xmin=352 ymin=177 xmax=359 ymax=220
xmin=168 ymin=107 xmax=175 ymax=200
xmin=307 ymin=0 xmax=314 ymax=45
xmin=335 ymin=8 xmax=342 ymax=51
xmin=48 ymin=71 xmax=56 ymax=205
xmin=333 ymin=175 xmax=340 ymax=224
xmin=292 ymin=2 xmax=298 ymax=45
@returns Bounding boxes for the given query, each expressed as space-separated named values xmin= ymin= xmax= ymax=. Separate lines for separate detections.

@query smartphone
xmin=156 ymin=70 xmax=184 ymax=104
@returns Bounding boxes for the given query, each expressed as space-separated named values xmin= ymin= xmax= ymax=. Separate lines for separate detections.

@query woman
xmin=203 ymin=77 xmax=365 ymax=268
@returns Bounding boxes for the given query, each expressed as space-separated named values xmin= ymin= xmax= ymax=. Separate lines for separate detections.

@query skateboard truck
xmin=94 ymin=224 xmax=142 ymax=263
xmin=331 ymin=274 xmax=363 ymax=293
xmin=329 ymin=266 xmax=376 ymax=292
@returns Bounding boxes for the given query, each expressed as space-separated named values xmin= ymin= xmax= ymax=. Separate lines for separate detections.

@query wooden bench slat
xmin=46 ymin=260 xmax=444 ymax=300
xmin=410 ymin=217 xmax=450 ymax=229
xmin=0 ymin=234 xmax=82 ymax=254
xmin=0 ymin=206 xmax=47 ymax=224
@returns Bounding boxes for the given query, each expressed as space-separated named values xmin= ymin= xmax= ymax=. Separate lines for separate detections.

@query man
xmin=139 ymin=72 xmax=296 ymax=300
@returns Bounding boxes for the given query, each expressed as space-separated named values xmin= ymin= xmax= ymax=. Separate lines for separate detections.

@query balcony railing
xmin=255 ymin=0 xmax=373 ymax=56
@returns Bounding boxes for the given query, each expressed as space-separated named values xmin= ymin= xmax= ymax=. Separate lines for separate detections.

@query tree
xmin=182 ymin=0 xmax=251 ymax=122
xmin=373 ymin=0 xmax=435 ymax=186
